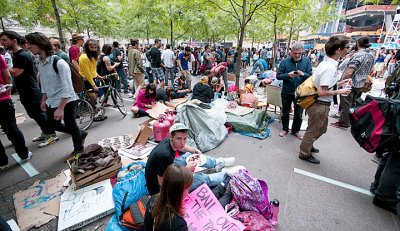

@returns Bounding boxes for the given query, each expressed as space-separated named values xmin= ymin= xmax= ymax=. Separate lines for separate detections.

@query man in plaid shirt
xmin=331 ymin=36 xmax=374 ymax=129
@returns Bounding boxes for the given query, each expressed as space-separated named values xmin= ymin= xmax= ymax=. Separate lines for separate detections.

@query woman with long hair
xmin=130 ymin=83 xmax=156 ymax=117
xmin=144 ymin=164 xmax=193 ymax=231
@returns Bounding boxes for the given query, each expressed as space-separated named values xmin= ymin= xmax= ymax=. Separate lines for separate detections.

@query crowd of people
xmin=0 ymin=29 xmax=399 ymax=229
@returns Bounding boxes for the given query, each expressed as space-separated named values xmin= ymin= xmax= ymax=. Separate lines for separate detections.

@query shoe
xmin=330 ymin=122 xmax=350 ymax=129
xmin=373 ymin=197 xmax=398 ymax=214
xmin=279 ymin=130 xmax=288 ymax=137
xmin=333 ymin=104 xmax=338 ymax=108
xmin=222 ymin=165 xmax=246 ymax=177
xmin=70 ymin=150 xmax=82 ymax=158
xmin=38 ymin=134 xmax=59 ymax=148
xmin=81 ymin=130 xmax=88 ymax=147
xmin=370 ymin=183 xmax=377 ymax=195
xmin=0 ymin=164 xmax=9 ymax=170
xmin=299 ymin=154 xmax=320 ymax=164
xmin=329 ymin=113 xmax=340 ymax=119
xmin=32 ymin=133 xmax=46 ymax=142
xmin=310 ymin=147 xmax=319 ymax=153
xmin=127 ymin=93 xmax=134 ymax=98
xmin=371 ymin=154 xmax=380 ymax=164
xmin=292 ymin=132 xmax=303 ymax=140
xmin=216 ymin=157 xmax=236 ymax=171
xmin=21 ymin=151 xmax=33 ymax=162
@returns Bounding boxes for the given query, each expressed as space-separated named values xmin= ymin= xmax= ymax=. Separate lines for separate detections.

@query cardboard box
xmin=67 ymin=156 xmax=122 ymax=189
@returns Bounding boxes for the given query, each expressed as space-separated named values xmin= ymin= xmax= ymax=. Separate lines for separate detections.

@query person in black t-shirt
xmin=150 ymin=39 xmax=165 ymax=88
xmin=145 ymin=123 xmax=236 ymax=195
xmin=0 ymin=31 xmax=58 ymax=148
xmin=144 ymin=164 xmax=192 ymax=231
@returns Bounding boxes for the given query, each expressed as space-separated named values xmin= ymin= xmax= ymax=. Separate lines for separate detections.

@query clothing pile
xmin=71 ymin=144 xmax=118 ymax=174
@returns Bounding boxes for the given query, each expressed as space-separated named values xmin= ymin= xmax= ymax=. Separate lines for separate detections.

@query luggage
xmin=350 ymin=95 xmax=399 ymax=153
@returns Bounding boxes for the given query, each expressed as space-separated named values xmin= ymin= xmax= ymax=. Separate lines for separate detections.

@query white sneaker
xmin=38 ymin=134 xmax=59 ymax=148
xmin=216 ymin=157 xmax=236 ymax=170
xmin=222 ymin=165 xmax=246 ymax=177
xmin=21 ymin=151 xmax=33 ymax=162
xmin=0 ymin=164 xmax=9 ymax=170
xmin=127 ymin=93 xmax=134 ymax=98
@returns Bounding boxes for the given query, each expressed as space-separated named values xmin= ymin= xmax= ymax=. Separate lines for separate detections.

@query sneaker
xmin=222 ymin=165 xmax=246 ymax=177
xmin=216 ymin=157 xmax=236 ymax=171
xmin=127 ymin=93 xmax=134 ymax=98
xmin=330 ymin=122 xmax=350 ymax=129
xmin=32 ymin=133 xmax=46 ymax=142
xmin=0 ymin=164 xmax=9 ymax=170
xmin=38 ymin=134 xmax=59 ymax=148
xmin=21 ymin=151 xmax=33 ymax=162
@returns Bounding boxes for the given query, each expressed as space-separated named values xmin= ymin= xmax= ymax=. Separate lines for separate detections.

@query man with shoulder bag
xmin=330 ymin=36 xmax=374 ymax=129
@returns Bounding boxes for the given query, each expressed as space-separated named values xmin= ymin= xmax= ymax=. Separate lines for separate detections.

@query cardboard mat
xmin=225 ymin=105 xmax=255 ymax=116
xmin=14 ymin=173 xmax=66 ymax=231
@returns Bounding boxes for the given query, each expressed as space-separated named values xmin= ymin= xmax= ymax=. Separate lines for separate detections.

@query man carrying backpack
xmin=25 ymin=32 xmax=87 ymax=157
xmin=330 ymin=36 xmax=374 ymax=129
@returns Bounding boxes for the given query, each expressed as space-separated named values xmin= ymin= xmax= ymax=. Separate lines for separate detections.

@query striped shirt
xmin=341 ymin=50 xmax=374 ymax=88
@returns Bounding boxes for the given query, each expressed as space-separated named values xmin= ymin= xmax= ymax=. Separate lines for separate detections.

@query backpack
xmin=120 ymin=194 xmax=151 ymax=229
xmin=233 ymin=211 xmax=274 ymax=231
xmin=295 ymin=75 xmax=318 ymax=109
xmin=53 ymin=56 xmax=84 ymax=93
xmin=350 ymin=95 xmax=399 ymax=153
xmin=229 ymin=169 xmax=272 ymax=220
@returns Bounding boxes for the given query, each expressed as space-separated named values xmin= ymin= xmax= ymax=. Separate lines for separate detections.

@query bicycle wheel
xmin=111 ymin=88 xmax=128 ymax=116
xmin=75 ymin=99 xmax=95 ymax=130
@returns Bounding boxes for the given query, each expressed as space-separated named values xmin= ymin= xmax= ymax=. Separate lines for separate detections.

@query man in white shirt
xmin=161 ymin=44 xmax=175 ymax=87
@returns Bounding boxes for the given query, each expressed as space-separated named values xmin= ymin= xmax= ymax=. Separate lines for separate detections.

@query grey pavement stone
xmin=0 ymin=210 xmax=16 ymax=222
xmin=0 ymin=199 xmax=9 ymax=214
xmin=3 ymin=193 xmax=14 ymax=211
xmin=16 ymin=178 xmax=35 ymax=191
xmin=30 ymin=172 xmax=51 ymax=183
xmin=45 ymin=218 xmax=58 ymax=231
xmin=30 ymin=224 xmax=51 ymax=231
xmin=1 ymin=185 xmax=20 ymax=198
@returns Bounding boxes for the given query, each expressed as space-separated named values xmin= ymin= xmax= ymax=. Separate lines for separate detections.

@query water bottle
xmin=270 ymin=199 xmax=280 ymax=226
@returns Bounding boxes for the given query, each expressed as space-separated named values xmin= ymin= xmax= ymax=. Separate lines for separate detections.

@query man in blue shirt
xmin=177 ymin=47 xmax=192 ymax=89
xmin=250 ymin=58 xmax=268 ymax=75
xmin=276 ymin=42 xmax=312 ymax=140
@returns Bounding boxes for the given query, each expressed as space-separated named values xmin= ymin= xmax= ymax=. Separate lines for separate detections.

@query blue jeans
xmin=164 ymin=67 xmax=175 ymax=87
xmin=174 ymin=152 xmax=225 ymax=192
xmin=115 ymin=67 xmax=128 ymax=92
xmin=250 ymin=62 xmax=264 ymax=75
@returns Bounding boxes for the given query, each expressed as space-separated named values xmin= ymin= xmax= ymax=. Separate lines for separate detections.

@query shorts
xmin=374 ymin=62 xmax=385 ymax=72
xmin=181 ymin=70 xmax=191 ymax=82
xmin=151 ymin=68 xmax=164 ymax=81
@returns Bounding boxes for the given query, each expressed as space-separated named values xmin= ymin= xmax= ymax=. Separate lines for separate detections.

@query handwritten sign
xmin=184 ymin=184 xmax=245 ymax=231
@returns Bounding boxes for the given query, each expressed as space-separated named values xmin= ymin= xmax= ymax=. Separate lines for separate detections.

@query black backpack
xmin=53 ymin=56 xmax=84 ymax=93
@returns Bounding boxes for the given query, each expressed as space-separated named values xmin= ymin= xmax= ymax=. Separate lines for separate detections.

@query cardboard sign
xmin=225 ymin=105 xmax=255 ymax=116
xmin=14 ymin=173 xmax=66 ymax=231
xmin=147 ymin=102 xmax=170 ymax=119
xmin=118 ymin=142 xmax=156 ymax=160
xmin=183 ymin=184 xmax=245 ymax=231
xmin=57 ymin=180 xmax=115 ymax=231
xmin=98 ymin=134 xmax=135 ymax=150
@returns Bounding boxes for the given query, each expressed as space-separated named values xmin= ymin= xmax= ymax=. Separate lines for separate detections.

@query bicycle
xmin=98 ymin=73 xmax=128 ymax=116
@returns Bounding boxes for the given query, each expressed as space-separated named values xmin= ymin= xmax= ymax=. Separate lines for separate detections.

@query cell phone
xmin=294 ymin=71 xmax=298 ymax=74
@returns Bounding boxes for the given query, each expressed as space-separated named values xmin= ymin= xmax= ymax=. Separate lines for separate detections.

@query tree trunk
xmin=287 ymin=16 xmax=294 ymax=53
xmin=170 ymin=19 xmax=173 ymax=48
xmin=251 ymin=33 xmax=255 ymax=49
xmin=86 ymin=28 xmax=90 ymax=39
xmin=146 ymin=27 xmax=149 ymax=44
xmin=236 ymin=0 xmax=247 ymax=92
xmin=51 ymin=0 xmax=65 ymax=51
xmin=272 ymin=12 xmax=278 ymax=70
xmin=0 ymin=17 xmax=5 ymax=31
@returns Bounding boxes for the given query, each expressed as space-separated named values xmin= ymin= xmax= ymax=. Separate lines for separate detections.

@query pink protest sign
xmin=183 ymin=184 xmax=245 ymax=231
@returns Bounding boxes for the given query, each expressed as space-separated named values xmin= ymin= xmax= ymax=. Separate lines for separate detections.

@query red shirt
xmin=69 ymin=45 xmax=80 ymax=62
xmin=0 ymin=56 xmax=10 ymax=101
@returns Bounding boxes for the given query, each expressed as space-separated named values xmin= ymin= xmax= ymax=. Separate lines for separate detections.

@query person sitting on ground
xmin=211 ymin=77 xmax=225 ymax=98
xmin=144 ymin=164 xmax=192 ymax=231
xmin=172 ymin=75 xmax=191 ymax=98
xmin=130 ymin=83 xmax=156 ymax=117
xmin=145 ymin=123 xmax=237 ymax=195
xmin=244 ymin=79 xmax=254 ymax=94
xmin=192 ymin=74 xmax=214 ymax=103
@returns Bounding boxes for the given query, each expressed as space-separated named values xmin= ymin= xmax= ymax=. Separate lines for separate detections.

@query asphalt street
xmin=0 ymin=75 xmax=399 ymax=231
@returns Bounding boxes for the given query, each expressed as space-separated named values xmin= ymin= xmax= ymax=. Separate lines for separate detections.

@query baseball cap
xmin=169 ymin=123 xmax=191 ymax=134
